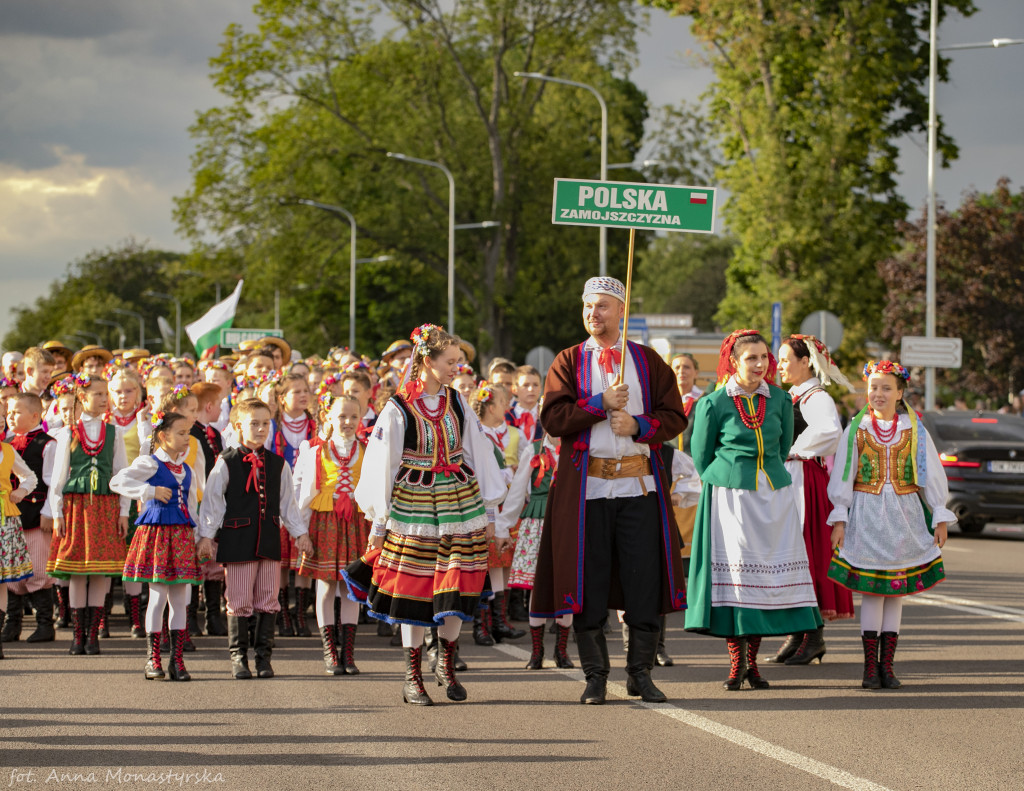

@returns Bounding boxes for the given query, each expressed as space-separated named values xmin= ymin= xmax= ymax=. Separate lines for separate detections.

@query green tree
xmin=174 ymin=0 xmax=672 ymax=361
xmin=642 ymin=0 xmax=975 ymax=354
xmin=633 ymin=232 xmax=734 ymax=331
xmin=878 ymin=178 xmax=1024 ymax=404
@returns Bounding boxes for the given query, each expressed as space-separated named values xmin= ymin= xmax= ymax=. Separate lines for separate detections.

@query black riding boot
xmin=625 ymin=628 xmax=668 ymax=702
xmin=227 ymin=615 xmax=252 ymax=679
xmin=2 ymin=593 xmax=23 ymax=641
xmin=26 ymin=588 xmax=56 ymax=643
xmin=575 ymin=628 xmax=610 ymax=704
xmin=254 ymin=611 xmax=276 ymax=678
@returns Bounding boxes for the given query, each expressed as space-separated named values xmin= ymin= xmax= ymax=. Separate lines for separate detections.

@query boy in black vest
xmin=197 ymin=398 xmax=312 ymax=679
xmin=3 ymin=393 xmax=57 ymax=643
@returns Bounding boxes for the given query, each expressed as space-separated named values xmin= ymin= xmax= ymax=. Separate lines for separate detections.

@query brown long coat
xmin=530 ymin=340 xmax=688 ymax=617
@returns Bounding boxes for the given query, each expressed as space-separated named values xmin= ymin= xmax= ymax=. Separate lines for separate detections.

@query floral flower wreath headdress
xmin=862 ymin=359 xmax=910 ymax=381
xmin=150 ymin=410 xmax=168 ymax=429
xmin=397 ymin=323 xmax=446 ymax=401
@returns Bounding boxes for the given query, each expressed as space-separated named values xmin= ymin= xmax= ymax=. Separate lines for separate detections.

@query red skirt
xmin=296 ymin=510 xmax=370 ymax=581
xmin=123 ymin=523 xmax=201 ymax=584
xmin=280 ymin=526 xmax=298 ymax=570
xmin=487 ymin=523 xmax=519 ymax=568
xmin=48 ymin=493 xmax=127 ymax=578
xmin=801 ymin=460 xmax=855 ymax=620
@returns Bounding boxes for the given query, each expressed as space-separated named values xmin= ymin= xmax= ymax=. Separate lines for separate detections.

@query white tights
xmin=315 ymin=580 xmax=359 ymax=627
xmin=489 ymin=567 xmax=510 ymax=593
xmin=123 ymin=581 xmax=143 ymax=596
xmin=528 ymin=592 xmax=571 ymax=628
xmin=68 ymin=575 xmax=110 ymax=608
xmin=401 ymin=616 xmax=463 ymax=647
xmin=860 ymin=594 xmax=904 ymax=634
xmin=146 ymin=583 xmax=189 ymax=632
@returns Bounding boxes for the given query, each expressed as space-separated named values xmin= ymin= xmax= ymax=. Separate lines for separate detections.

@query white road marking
xmin=909 ymin=592 xmax=1024 ymax=623
xmin=494 ymin=642 xmax=895 ymax=791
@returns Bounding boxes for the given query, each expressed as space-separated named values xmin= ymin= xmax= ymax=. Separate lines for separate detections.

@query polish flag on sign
xmin=690 ymin=193 xmax=708 ymax=204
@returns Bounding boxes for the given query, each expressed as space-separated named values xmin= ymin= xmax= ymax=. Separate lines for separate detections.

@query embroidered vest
xmin=11 ymin=431 xmax=52 ymax=529
xmin=394 ymin=388 xmax=467 ymax=474
xmin=216 ymin=447 xmax=284 ymax=563
xmin=64 ymin=424 xmax=115 ymax=496
xmin=135 ymin=461 xmax=194 ymax=526
xmin=310 ymin=442 xmax=364 ymax=513
xmin=853 ymin=428 xmax=920 ymax=496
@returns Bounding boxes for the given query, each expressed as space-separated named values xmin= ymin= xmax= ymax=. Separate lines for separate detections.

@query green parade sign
xmin=219 ymin=327 xmax=283 ymax=349
xmin=551 ymin=178 xmax=716 ymax=233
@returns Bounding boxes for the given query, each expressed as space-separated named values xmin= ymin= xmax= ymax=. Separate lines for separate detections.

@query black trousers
xmin=577 ymin=494 xmax=662 ymax=634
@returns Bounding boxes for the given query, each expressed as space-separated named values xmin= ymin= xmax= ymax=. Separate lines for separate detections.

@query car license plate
xmin=990 ymin=460 xmax=1024 ymax=473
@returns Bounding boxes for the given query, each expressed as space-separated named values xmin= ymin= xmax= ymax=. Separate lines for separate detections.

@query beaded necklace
xmin=417 ymin=391 xmax=447 ymax=421
xmin=74 ymin=418 xmax=107 ymax=456
xmin=732 ymin=394 xmax=767 ymax=430
xmin=329 ymin=437 xmax=359 ymax=467
xmin=871 ymin=412 xmax=899 ymax=443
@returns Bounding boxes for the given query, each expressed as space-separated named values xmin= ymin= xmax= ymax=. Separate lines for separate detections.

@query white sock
xmin=437 ymin=615 xmax=462 ymax=642
xmin=167 ymin=585 xmax=189 ymax=631
xmin=315 ymin=580 xmax=337 ymax=628
xmin=401 ymin=624 xmax=425 ymax=648
xmin=86 ymin=575 xmax=110 ymax=607
xmin=147 ymin=584 xmax=170 ymax=633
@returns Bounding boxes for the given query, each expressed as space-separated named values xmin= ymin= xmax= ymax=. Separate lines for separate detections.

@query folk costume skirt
xmin=827 ymin=486 xmax=945 ymax=597
xmin=508 ymin=517 xmax=543 ymax=590
xmin=297 ymin=510 xmax=370 ymax=581
xmin=342 ymin=469 xmax=489 ymax=627
xmin=0 ymin=515 xmax=32 ymax=583
xmin=488 ymin=522 xmax=518 ymax=568
xmin=123 ymin=523 xmax=201 ymax=585
xmin=685 ymin=473 xmax=823 ymax=638
xmin=787 ymin=458 xmax=855 ymax=620
xmin=48 ymin=493 xmax=126 ymax=578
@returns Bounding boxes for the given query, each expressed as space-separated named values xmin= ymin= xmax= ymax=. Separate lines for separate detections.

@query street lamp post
xmin=290 ymin=199 xmax=359 ymax=351
xmin=144 ymin=290 xmax=182 ymax=356
xmin=94 ymin=319 xmax=126 ymax=351
xmin=515 ymin=71 xmax=608 ymax=276
xmin=387 ymin=152 xmax=458 ymax=333
xmin=71 ymin=330 xmax=103 ymax=347
xmin=924 ymin=0 xmax=1023 ymax=409
xmin=113 ymin=308 xmax=145 ymax=349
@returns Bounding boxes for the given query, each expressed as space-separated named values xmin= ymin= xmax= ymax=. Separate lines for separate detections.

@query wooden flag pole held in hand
xmin=614 ymin=227 xmax=636 ymax=387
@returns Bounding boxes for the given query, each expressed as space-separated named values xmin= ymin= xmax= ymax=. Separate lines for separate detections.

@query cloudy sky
xmin=1 ymin=0 xmax=1022 ymax=346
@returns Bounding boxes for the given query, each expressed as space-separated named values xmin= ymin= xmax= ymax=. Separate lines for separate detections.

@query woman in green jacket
xmin=684 ymin=330 xmax=822 ymax=690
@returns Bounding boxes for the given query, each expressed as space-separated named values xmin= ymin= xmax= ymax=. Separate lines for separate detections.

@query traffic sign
xmin=525 ymin=345 xmax=556 ymax=378
xmin=900 ymin=336 xmax=962 ymax=369
xmin=219 ymin=328 xmax=283 ymax=350
xmin=552 ymin=179 xmax=716 ymax=233
xmin=800 ymin=310 xmax=844 ymax=351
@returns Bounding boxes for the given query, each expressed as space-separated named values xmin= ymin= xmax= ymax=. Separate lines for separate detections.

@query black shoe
xmin=575 ymin=628 xmax=610 ymax=704
xmin=68 ymin=608 xmax=87 ymax=655
xmin=553 ymin=624 xmax=574 ymax=669
xmin=144 ymin=632 xmax=165 ymax=680
xmin=97 ymin=592 xmax=112 ymax=638
xmin=402 ymin=647 xmax=433 ymax=706
xmin=525 ymin=625 xmax=545 ymax=669
xmin=320 ymin=625 xmax=344 ymax=675
xmin=434 ymin=637 xmax=467 ymax=701
xmin=723 ymin=638 xmax=747 ymax=690
xmin=491 ymin=591 xmax=525 ymax=642
xmin=54 ymin=587 xmax=69 ymax=629
xmin=473 ymin=607 xmax=494 ymax=646
xmin=452 ymin=638 xmax=467 ymax=672
xmin=424 ymin=627 xmax=439 ymax=672
xmin=168 ymin=630 xmax=192 ymax=681
xmin=389 ymin=624 xmax=402 ymax=646
xmin=339 ymin=624 xmax=360 ymax=675
xmin=744 ymin=636 xmax=770 ymax=689
xmin=2 ymin=593 xmax=23 ymax=641
xmin=277 ymin=590 xmax=294 ymax=637
xmin=293 ymin=587 xmax=312 ymax=637
xmin=768 ymin=632 xmax=804 ymax=663
xmin=227 ymin=615 xmax=252 ymax=679
xmin=879 ymin=631 xmax=902 ymax=689
xmin=25 ymin=589 xmax=56 ymax=643
xmin=84 ymin=606 xmax=102 ymax=655
xmin=254 ymin=611 xmax=276 ymax=678
xmin=508 ymin=588 xmax=530 ymax=622
xmin=785 ymin=626 xmax=826 ymax=665
xmin=625 ymin=628 xmax=667 ymax=703
xmin=861 ymin=631 xmax=881 ymax=689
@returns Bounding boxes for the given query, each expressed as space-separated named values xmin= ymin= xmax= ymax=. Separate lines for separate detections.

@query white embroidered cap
xmin=581 ymin=276 xmax=626 ymax=303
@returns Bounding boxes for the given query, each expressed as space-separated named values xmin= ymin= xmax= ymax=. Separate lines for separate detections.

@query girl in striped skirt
xmin=344 ymin=324 xmax=507 ymax=706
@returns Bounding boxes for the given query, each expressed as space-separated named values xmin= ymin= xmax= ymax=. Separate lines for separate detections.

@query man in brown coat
xmin=531 ymin=276 xmax=687 ymax=705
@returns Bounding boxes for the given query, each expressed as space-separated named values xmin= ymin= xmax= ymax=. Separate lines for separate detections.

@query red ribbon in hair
xmin=716 ymin=329 xmax=778 ymax=385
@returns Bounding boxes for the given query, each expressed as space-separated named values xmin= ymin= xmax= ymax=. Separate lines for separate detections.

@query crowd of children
xmin=0 ymin=323 xmax=949 ymax=701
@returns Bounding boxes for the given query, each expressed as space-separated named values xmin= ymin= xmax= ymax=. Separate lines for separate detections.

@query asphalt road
xmin=3 ymin=523 xmax=1022 ymax=791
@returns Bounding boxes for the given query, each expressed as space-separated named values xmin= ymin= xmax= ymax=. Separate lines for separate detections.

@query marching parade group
xmin=0 ymin=274 xmax=953 ymax=705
